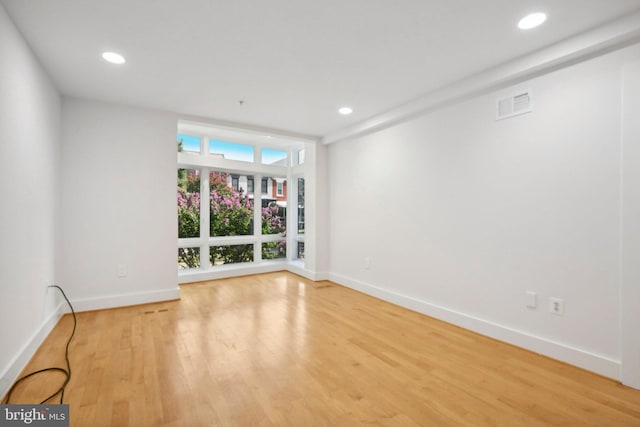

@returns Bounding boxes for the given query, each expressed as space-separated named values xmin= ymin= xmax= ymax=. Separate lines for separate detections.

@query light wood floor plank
xmin=3 ymin=272 xmax=639 ymax=426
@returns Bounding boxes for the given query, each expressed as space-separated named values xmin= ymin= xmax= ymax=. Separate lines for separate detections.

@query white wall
xmin=621 ymin=58 xmax=640 ymax=389
xmin=0 ymin=4 xmax=62 ymax=394
xmin=314 ymin=144 xmax=330 ymax=276
xmin=59 ymin=98 xmax=179 ymax=310
xmin=328 ymin=44 xmax=640 ymax=381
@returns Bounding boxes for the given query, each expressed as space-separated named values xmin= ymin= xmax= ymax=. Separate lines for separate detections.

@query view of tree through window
xmin=177 ymin=128 xmax=302 ymax=271
xmin=208 ymin=172 xmax=253 ymax=237
xmin=177 ymin=170 xmax=288 ymax=266
xmin=210 ymin=244 xmax=254 ymax=266
xmin=177 ymin=168 xmax=200 ymax=239
xmin=262 ymin=242 xmax=286 ymax=260
xmin=178 ymin=247 xmax=200 ymax=269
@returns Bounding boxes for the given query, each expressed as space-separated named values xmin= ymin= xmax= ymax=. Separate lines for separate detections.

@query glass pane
xmin=210 ymin=244 xmax=254 ymax=266
xmin=178 ymin=247 xmax=200 ymax=269
xmin=297 ymin=241 xmax=305 ymax=260
xmin=297 ymin=178 xmax=305 ymax=234
xmin=177 ymin=169 xmax=201 ymax=238
xmin=297 ymin=149 xmax=306 ymax=165
xmin=262 ymin=177 xmax=287 ymax=202
xmin=210 ymin=139 xmax=254 ymax=162
xmin=178 ymin=134 xmax=201 ymax=153
xmin=262 ymin=201 xmax=286 ymax=235
xmin=210 ymin=171 xmax=254 ymax=237
xmin=261 ymin=148 xmax=287 ymax=165
xmin=262 ymin=241 xmax=286 ymax=260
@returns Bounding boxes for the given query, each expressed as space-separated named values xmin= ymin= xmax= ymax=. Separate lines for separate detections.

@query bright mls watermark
xmin=0 ymin=405 xmax=68 ymax=426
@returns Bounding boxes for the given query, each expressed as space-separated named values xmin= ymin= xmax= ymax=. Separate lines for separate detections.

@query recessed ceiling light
xmin=102 ymin=51 xmax=126 ymax=64
xmin=338 ymin=107 xmax=353 ymax=115
xmin=518 ymin=12 xmax=547 ymax=30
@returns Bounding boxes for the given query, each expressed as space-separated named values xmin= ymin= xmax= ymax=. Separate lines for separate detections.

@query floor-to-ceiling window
xmin=177 ymin=121 xmax=307 ymax=279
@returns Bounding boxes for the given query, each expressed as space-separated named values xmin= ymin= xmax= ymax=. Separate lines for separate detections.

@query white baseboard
xmin=287 ymin=262 xmax=330 ymax=281
xmin=312 ymin=271 xmax=330 ymax=281
xmin=0 ymin=302 xmax=65 ymax=400
xmin=329 ymin=272 xmax=621 ymax=381
xmin=178 ymin=261 xmax=330 ymax=284
xmin=70 ymin=287 xmax=181 ymax=312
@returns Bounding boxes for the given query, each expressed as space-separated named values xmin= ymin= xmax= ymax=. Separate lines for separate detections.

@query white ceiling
xmin=3 ymin=0 xmax=640 ymax=138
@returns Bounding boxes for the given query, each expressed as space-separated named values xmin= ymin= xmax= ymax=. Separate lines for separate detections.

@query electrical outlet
xmin=364 ymin=257 xmax=371 ymax=270
xmin=549 ymin=297 xmax=564 ymax=315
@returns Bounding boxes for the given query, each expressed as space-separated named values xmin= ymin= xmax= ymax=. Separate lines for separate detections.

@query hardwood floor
xmin=4 ymin=272 xmax=640 ymax=426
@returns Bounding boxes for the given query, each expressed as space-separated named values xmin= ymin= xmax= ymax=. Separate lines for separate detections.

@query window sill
xmin=178 ymin=260 xmax=288 ymax=284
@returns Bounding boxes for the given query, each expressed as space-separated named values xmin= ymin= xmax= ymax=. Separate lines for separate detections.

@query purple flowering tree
xmin=178 ymin=170 xmax=286 ymax=267
xmin=177 ymin=170 xmax=201 ymax=268
xmin=261 ymin=203 xmax=286 ymax=260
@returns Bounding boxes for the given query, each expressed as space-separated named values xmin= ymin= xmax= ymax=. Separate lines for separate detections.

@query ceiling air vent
xmin=496 ymin=89 xmax=532 ymax=120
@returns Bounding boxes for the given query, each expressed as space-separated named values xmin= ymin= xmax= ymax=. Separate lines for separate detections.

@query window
xmin=177 ymin=169 xmax=200 ymax=238
xmin=210 ymin=245 xmax=253 ymax=266
xmin=262 ymin=241 xmax=286 ymax=260
xmin=262 ymin=202 xmax=286 ymax=236
xmin=295 ymin=177 xmax=305 ymax=262
xmin=178 ymin=247 xmax=200 ymax=269
xmin=261 ymin=148 xmax=287 ymax=165
xmin=210 ymin=171 xmax=253 ymax=237
xmin=178 ymin=134 xmax=201 ymax=153
xmin=297 ymin=178 xmax=305 ymax=234
xmin=178 ymin=121 xmax=308 ymax=273
xmin=209 ymin=139 xmax=254 ymax=162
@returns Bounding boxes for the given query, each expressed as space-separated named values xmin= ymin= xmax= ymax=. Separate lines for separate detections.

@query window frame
xmin=177 ymin=123 xmax=307 ymax=279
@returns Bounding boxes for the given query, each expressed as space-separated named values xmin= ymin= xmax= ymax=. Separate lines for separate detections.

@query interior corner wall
xmin=314 ymin=143 xmax=330 ymax=277
xmin=59 ymin=98 xmax=179 ymax=311
xmin=0 ymin=3 xmax=62 ymax=394
xmin=621 ymin=58 xmax=640 ymax=389
xmin=328 ymin=43 xmax=640 ymax=381
xmin=299 ymin=142 xmax=330 ymax=280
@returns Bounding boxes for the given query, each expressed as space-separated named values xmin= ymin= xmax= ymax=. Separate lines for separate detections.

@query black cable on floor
xmin=2 ymin=285 xmax=76 ymax=405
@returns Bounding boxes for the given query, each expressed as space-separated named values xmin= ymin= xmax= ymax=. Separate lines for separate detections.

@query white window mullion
xmin=254 ymin=173 xmax=263 ymax=262
xmin=254 ymin=144 xmax=262 ymax=164
xmin=201 ymin=135 xmax=208 ymax=155
xmin=286 ymin=168 xmax=295 ymax=262
xmin=200 ymin=168 xmax=210 ymax=269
